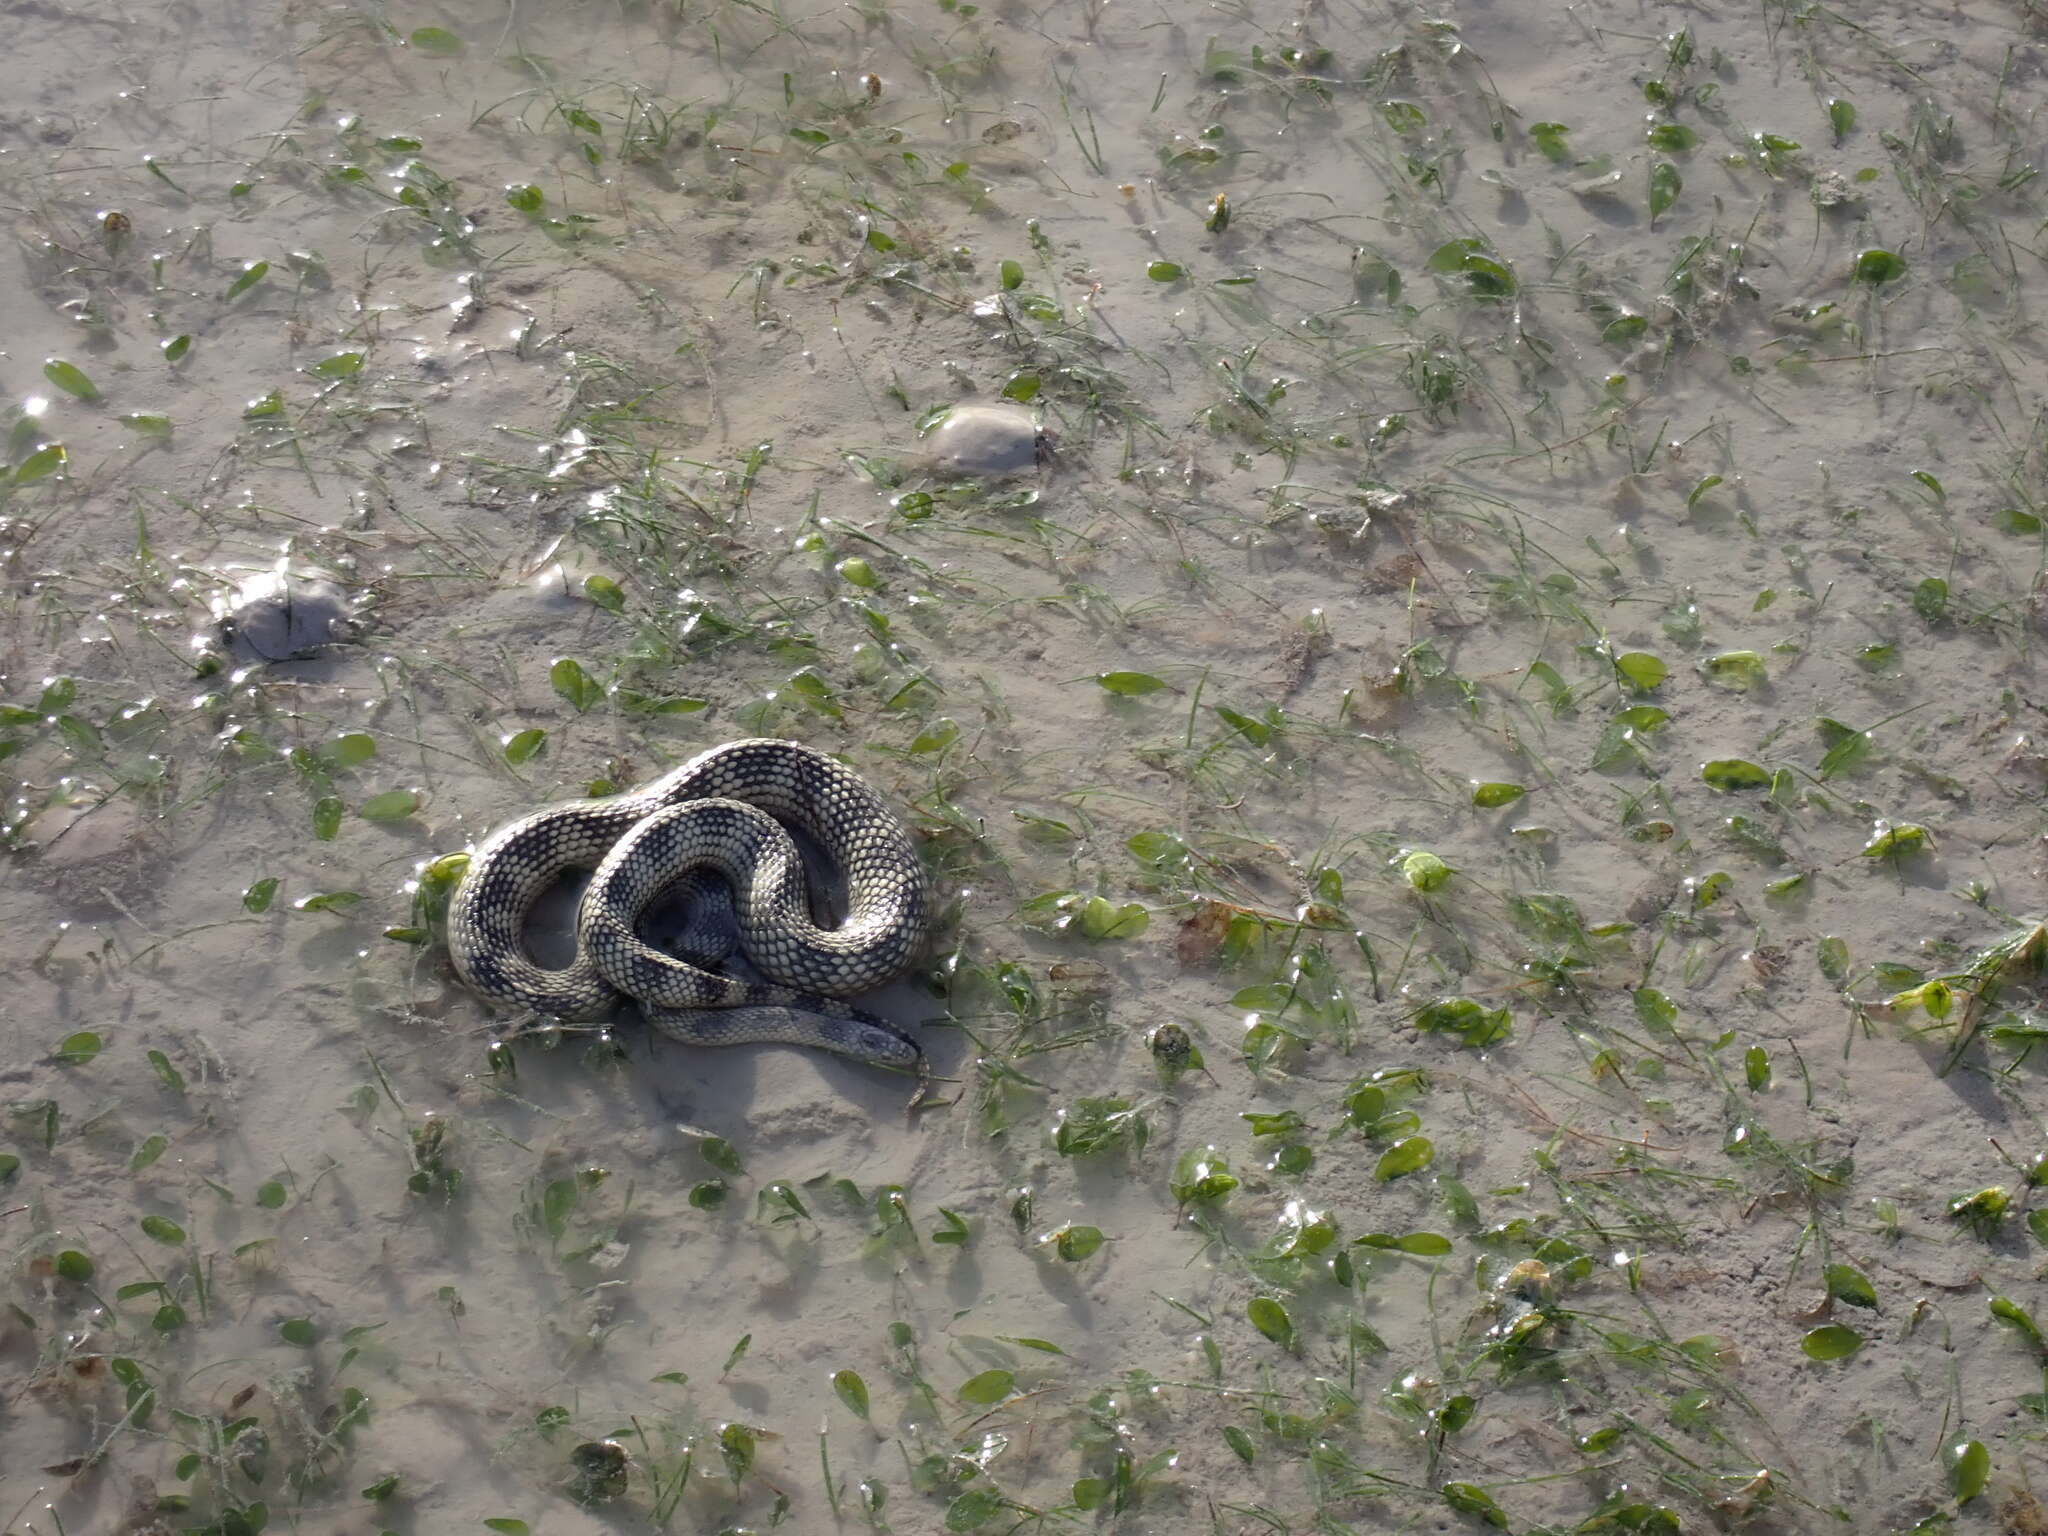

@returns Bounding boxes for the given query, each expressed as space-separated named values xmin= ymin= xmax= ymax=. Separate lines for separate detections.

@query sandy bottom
xmin=4 ymin=0 xmax=2048 ymax=1531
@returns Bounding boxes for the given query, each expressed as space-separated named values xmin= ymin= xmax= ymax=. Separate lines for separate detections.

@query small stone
xmin=1149 ymin=1023 xmax=1193 ymax=1070
xmin=569 ymin=1439 xmax=630 ymax=1502
xmin=216 ymin=568 xmax=354 ymax=662
xmin=1809 ymin=170 xmax=1853 ymax=209
xmin=925 ymin=403 xmax=1043 ymax=477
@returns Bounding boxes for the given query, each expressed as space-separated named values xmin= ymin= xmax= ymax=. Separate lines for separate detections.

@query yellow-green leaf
xmin=1247 ymin=1295 xmax=1293 ymax=1346
xmin=1096 ymin=671 xmax=1167 ymax=696
xmin=1800 ymin=1324 xmax=1862 ymax=1360
xmin=13 ymin=442 xmax=67 ymax=484
xmin=43 ymin=358 xmax=99 ymax=401
xmin=226 ymin=260 xmax=270 ymax=300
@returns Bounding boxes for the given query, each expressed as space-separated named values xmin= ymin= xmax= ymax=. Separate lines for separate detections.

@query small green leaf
xmin=130 ymin=1134 xmax=168 ymax=1171
xmin=225 ymin=260 xmax=270 ymax=300
xmin=1146 ymin=260 xmax=1186 ymax=282
xmin=1471 ymin=781 xmax=1524 ymax=808
xmin=242 ymin=877 xmax=279 ymax=913
xmin=1051 ymin=1224 xmax=1103 ymax=1261
xmin=1076 ymin=896 xmax=1149 ymax=940
xmin=909 ymin=718 xmax=959 ymax=754
xmin=1169 ymin=1145 xmax=1239 ymax=1204
xmin=1096 ymin=670 xmax=1167 ymax=696
xmin=242 ymin=390 xmax=283 ymax=419
xmin=1412 ymin=997 xmax=1511 ymax=1048
xmin=162 ymin=334 xmax=192 ymax=363
xmin=1827 ymin=98 xmax=1856 ymax=139
xmin=43 ymin=359 xmax=100 ymax=401
xmin=832 ymin=1369 xmax=870 ymax=1419
xmin=1853 ymin=247 xmax=1906 ymax=284
xmin=1614 ymin=651 xmax=1667 ymax=690
xmin=1818 ymin=935 xmax=1850 ymax=984
xmin=1912 ymin=576 xmax=1948 ymax=624
xmin=1947 ymin=1438 xmax=1989 ymax=1502
xmin=54 ymin=1031 xmax=103 ymax=1066
xmin=582 ymin=574 xmax=625 ymax=611
xmin=140 ymin=1214 xmax=187 ymax=1245
xmin=616 ymin=690 xmax=708 ymax=716
xmin=697 ymin=1136 xmax=745 ymax=1175
xmin=959 ymin=1369 xmax=1013 ymax=1405
xmin=257 ymin=1180 xmax=288 ymax=1209
xmin=1645 ymin=122 xmax=1697 ymax=152
xmin=999 ymin=258 xmax=1024 ymax=290
xmin=505 ymin=183 xmax=543 ymax=213
xmin=1744 ymin=1045 xmax=1771 ymax=1092
xmin=323 ymin=732 xmax=377 ymax=769
xmin=944 ymin=1490 xmax=1003 ymax=1532
xmin=1824 ymin=1263 xmax=1876 ymax=1309
xmin=1800 ymin=1324 xmax=1862 ymax=1360
xmin=1701 ymin=650 xmax=1766 ymax=686
xmin=1989 ymin=1295 xmax=2045 ymax=1353
xmin=550 ymin=658 xmax=604 ymax=712
xmin=56 ymin=1250 xmax=93 ymax=1282
xmin=1440 ymin=1482 xmax=1510 ymax=1527
xmin=311 ymin=795 xmax=343 ymax=840
xmin=1701 ymin=758 xmax=1770 ymax=791
xmin=1601 ymin=312 xmax=1648 ymax=346
xmin=1633 ymin=986 xmax=1679 ymax=1031
xmin=13 ymin=442 xmax=67 ymax=484
xmin=1647 ymin=160 xmax=1681 ymax=220
xmin=409 ymin=25 xmax=464 ymax=53
xmin=310 ymin=351 xmax=364 ymax=380
xmin=120 ymin=413 xmax=173 ymax=440
xmin=502 ymin=728 xmax=546 ymax=765
xmin=359 ymin=789 xmax=420 ymax=823
xmin=1356 ymin=1230 xmax=1455 ymax=1255
xmin=1247 ymin=1295 xmax=1293 ymax=1346
xmin=1860 ymin=822 xmax=1931 ymax=859
xmin=1400 ymin=851 xmax=1451 ymax=891
xmin=1374 ymin=1135 xmax=1434 ymax=1181
xmin=147 ymin=1050 xmax=186 ymax=1094
xmin=294 ymin=890 xmax=364 ymax=914
xmin=541 ymin=1178 xmax=576 ymax=1240
xmin=800 ymin=544 xmax=866 ymax=589
xmin=279 ymin=1317 xmax=317 ymax=1346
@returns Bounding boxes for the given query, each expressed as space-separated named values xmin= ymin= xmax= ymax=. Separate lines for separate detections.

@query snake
xmin=445 ymin=738 xmax=929 ymax=1068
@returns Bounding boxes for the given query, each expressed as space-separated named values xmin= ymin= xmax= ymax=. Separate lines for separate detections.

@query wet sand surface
xmin=4 ymin=0 xmax=2048 ymax=1531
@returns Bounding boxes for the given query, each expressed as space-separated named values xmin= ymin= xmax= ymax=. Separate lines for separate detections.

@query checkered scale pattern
xmin=446 ymin=739 xmax=928 ymax=1067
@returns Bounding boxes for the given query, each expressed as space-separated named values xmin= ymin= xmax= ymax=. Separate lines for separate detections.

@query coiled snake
xmin=446 ymin=739 xmax=928 ymax=1068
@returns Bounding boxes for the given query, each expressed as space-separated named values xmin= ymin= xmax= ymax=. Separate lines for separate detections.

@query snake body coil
xmin=446 ymin=739 xmax=928 ymax=1067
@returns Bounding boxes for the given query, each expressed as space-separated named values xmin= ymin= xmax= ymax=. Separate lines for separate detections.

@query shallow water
xmin=4 ymin=0 xmax=2048 ymax=1531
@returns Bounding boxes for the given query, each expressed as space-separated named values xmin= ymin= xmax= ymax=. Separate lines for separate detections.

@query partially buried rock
xmin=924 ymin=403 xmax=1045 ymax=477
xmin=569 ymin=1439 xmax=630 ymax=1502
xmin=216 ymin=568 xmax=355 ymax=663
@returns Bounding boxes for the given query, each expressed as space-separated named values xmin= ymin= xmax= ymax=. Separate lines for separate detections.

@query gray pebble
xmin=217 ymin=569 xmax=355 ymax=662
xmin=926 ymin=403 xmax=1043 ymax=477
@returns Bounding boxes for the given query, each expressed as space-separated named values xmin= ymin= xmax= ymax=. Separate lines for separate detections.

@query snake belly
xmin=445 ymin=739 xmax=929 ymax=1066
